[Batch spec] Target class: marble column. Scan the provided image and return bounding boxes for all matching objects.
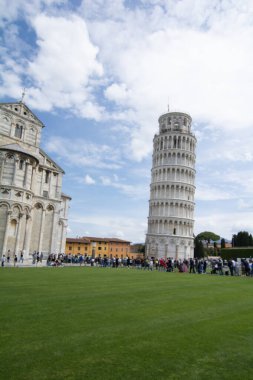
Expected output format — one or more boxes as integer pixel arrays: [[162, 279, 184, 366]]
[[40, 169, 44, 196], [48, 171, 52, 198], [23, 161, 29, 189], [12, 157, 18, 186], [14, 213, 23, 256], [38, 208, 45, 253], [31, 165, 37, 192], [23, 214, 32, 259], [2, 211, 12, 255], [50, 211, 58, 253], [0, 154, 5, 182], [59, 221, 67, 253]]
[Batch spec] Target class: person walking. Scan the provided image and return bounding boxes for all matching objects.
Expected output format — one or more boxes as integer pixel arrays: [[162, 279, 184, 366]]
[[189, 258, 195, 273], [1, 255, 6, 267], [79, 254, 84, 266], [20, 252, 24, 264], [14, 254, 18, 267], [7, 251, 10, 265]]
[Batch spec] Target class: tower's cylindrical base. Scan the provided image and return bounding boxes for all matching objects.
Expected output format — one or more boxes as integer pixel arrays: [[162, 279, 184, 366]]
[[146, 234, 194, 260]]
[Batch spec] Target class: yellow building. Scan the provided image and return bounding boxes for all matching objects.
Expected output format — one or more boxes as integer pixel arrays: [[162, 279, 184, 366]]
[[65, 237, 91, 256], [66, 237, 131, 258]]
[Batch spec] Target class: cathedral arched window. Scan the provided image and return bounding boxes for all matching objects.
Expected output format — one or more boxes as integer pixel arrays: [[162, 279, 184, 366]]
[[15, 124, 23, 139], [19, 160, 24, 170], [45, 171, 50, 183]]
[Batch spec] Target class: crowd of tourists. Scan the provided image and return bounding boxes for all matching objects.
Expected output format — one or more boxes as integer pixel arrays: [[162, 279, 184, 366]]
[[1, 252, 253, 276], [45, 254, 253, 276], [1, 250, 24, 267]]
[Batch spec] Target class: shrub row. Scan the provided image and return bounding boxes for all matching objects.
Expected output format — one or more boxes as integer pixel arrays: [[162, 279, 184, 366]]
[[221, 248, 253, 260]]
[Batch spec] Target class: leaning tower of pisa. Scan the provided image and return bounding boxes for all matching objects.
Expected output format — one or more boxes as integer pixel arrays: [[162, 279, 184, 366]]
[[145, 109, 197, 260]]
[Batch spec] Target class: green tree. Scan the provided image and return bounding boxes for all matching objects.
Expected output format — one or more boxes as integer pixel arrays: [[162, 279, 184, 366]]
[[232, 231, 252, 247], [197, 231, 220, 247], [221, 238, 226, 249], [194, 237, 205, 258]]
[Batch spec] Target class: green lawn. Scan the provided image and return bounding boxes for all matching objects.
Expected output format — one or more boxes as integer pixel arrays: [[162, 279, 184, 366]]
[[0, 268, 253, 380]]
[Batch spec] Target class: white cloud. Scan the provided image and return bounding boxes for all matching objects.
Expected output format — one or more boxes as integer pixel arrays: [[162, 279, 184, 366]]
[[70, 213, 146, 242], [195, 210, 253, 240], [3, 1, 253, 161], [104, 83, 132, 104], [236, 199, 253, 211], [84, 174, 95, 185], [0, 0, 67, 26], [26, 14, 103, 115], [195, 185, 234, 201], [83, 1, 253, 160], [45, 136, 123, 169], [99, 175, 148, 199]]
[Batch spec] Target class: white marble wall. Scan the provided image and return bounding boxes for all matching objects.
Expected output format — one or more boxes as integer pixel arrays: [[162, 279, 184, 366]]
[[0, 102, 70, 259]]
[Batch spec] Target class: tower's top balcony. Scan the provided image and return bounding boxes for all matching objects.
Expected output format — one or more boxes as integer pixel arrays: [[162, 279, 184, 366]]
[[158, 111, 192, 134]]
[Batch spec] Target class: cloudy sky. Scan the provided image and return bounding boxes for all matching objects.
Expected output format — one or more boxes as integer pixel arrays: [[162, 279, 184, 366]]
[[1, 0, 253, 242]]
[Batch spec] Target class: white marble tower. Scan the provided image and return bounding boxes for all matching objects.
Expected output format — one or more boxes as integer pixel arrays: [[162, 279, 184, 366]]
[[145, 110, 196, 260]]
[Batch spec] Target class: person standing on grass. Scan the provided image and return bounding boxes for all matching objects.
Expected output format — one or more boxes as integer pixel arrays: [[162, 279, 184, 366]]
[[14, 254, 18, 267], [79, 254, 84, 266], [149, 258, 153, 271], [198, 260, 203, 274], [218, 260, 223, 275], [250, 261, 253, 277], [20, 251, 24, 264], [189, 258, 195, 273], [203, 259, 207, 273], [1, 255, 6, 267], [7, 251, 10, 265], [228, 260, 232, 276], [245, 260, 250, 276]]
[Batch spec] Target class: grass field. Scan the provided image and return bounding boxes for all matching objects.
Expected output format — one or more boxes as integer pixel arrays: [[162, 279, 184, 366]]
[[0, 267, 253, 380]]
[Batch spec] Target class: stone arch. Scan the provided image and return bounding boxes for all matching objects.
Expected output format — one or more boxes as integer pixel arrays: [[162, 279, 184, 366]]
[[0, 201, 10, 210], [46, 204, 55, 212], [11, 205, 22, 224], [33, 202, 44, 210]]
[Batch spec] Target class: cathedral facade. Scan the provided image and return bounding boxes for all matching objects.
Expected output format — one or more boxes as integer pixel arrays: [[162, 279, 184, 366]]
[[146, 110, 196, 260], [0, 101, 71, 261]]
